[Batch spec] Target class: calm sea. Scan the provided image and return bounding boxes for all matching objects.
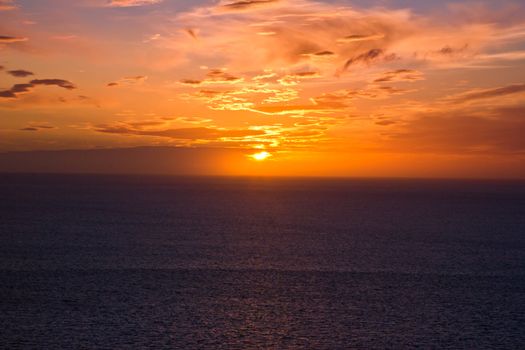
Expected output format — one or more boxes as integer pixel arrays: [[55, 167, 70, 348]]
[[1, 174, 524, 348]]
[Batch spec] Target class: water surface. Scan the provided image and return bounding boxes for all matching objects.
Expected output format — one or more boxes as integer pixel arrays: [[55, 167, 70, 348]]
[[1, 174, 524, 348]]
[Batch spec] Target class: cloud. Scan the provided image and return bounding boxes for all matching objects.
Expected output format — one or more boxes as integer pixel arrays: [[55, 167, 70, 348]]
[[218, 0, 280, 12], [107, 75, 147, 87], [19, 124, 55, 132], [0, 79, 76, 98], [30, 79, 76, 90], [373, 69, 424, 83], [445, 84, 525, 104], [341, 49, 397, 73], [95, 125, 266, 140], [312, 86, 412, 108], [336, 34, 385, 43], [7, 70, 35, 78], [181, 69, 243, 86], [0, 35, 28, 43], [106, 0, 163, 7], [277, 71, 320, 86], [248, 104, 336, 115], [184, 28, 198, 40], [0, 84, 34, 98]]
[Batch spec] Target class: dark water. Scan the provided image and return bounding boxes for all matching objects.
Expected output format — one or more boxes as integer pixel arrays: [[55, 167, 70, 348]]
[[1, 174, 524, 349]]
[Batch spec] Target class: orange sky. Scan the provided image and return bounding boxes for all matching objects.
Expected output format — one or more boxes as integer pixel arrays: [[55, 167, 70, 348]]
[[1, 0, 525, 178]]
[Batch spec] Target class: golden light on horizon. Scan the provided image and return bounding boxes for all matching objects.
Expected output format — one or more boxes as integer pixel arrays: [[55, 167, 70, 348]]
[[250, 151, 272, 161]]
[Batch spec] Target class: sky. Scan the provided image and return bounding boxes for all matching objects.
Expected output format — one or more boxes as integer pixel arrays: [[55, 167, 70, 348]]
[[1, 0, 525, 178]]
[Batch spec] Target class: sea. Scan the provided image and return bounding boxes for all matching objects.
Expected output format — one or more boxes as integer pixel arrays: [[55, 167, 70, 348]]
[[1, 174, 524, 349]]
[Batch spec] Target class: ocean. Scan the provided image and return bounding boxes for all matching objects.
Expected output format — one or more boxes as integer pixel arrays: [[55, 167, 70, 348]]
[[1, 174, 524, 348]]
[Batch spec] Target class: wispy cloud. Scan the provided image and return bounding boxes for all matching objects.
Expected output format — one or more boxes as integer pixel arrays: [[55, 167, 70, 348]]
[[107, 75, 147, 87], [106, 0, 163, 7], [445, 84, 525, 104], [373, 69, 424, 83]]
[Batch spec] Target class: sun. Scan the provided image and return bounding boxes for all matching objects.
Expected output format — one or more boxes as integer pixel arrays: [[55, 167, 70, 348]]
[[250, 151, 272, 161]]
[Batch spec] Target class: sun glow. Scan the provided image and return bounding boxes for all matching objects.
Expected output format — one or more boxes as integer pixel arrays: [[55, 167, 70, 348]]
[[250, 151, 272, 161]]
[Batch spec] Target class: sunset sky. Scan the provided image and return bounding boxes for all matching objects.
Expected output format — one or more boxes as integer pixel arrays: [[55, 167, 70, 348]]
[[1, 0, 525, 177]]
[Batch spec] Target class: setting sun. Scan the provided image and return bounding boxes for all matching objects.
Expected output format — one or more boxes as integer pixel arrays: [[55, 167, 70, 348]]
[[250, 151, 272, 161]]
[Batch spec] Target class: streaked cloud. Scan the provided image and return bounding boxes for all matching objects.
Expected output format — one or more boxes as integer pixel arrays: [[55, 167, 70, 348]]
[[445, 84, 525, 104], [0, 35, 28, 43], [218, 0, 280, 12], [94, 124, 266, 141], [373, 70, 424, 83]]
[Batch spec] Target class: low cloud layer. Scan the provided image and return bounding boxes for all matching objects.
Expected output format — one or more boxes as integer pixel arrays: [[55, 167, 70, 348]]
[[95, 124, 266, 141]]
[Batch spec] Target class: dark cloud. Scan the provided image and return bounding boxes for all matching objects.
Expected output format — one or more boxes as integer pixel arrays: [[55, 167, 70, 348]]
[[30, 79, 76, 90], [220, 0, 279, 11], [337, 34, 385, 43], [438, 44, 468, 56], [0, 35, 28, 43], [0, 83, 34, 98], [7, 69, 34, 78], [180, 79, 203, 86], [0, 79, 76, 98], [342, 49, 385, 71], [314, 51, 334, 56], [19, 124, 55, 131], [447, 84, 525, 104], [185, 28, 198, 40], [375, 120, 397, 126]]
